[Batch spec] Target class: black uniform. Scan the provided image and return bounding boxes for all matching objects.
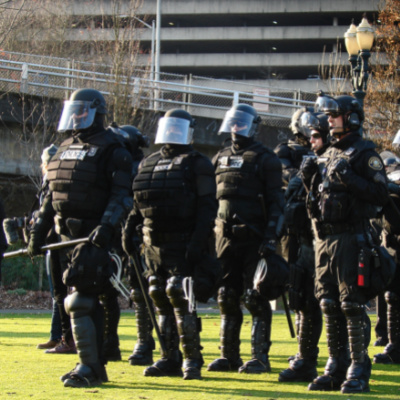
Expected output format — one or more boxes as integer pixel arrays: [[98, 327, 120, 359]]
[[303, 131, 388, 392], [29, 127, 133, 385], [123, 143, 217, 380], [278, 111, 330, 382], [208, 139, 283, 374], [373, 171, 400, 364]]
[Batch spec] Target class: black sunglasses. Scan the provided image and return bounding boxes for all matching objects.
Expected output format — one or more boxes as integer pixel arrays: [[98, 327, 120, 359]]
[[327, 112, 341, 118], [311, 133, 321, 139]]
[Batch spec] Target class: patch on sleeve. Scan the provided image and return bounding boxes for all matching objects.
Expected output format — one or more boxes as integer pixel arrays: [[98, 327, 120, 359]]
[[368, 156, 383, 171]]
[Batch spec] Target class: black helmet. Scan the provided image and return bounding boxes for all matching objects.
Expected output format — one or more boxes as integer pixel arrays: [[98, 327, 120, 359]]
[[57, 88, 107, 133], [219, 103, 261, 139], [120, 125, 150, 149], [290, 107, 314, 146], [315, 93, 364, 134], [302, 112, 330, 144], [155, 108, 196, 145]]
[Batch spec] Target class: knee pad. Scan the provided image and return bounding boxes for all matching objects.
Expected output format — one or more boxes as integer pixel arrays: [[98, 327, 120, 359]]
[[166, 275, 187, 309], [218, 286, 241, 315], [130, 287, 146, 304], [320, 298, 340, 316], [64, 291, 98, 319], [341, 301, 363, 317], [385, 291, 400, 306], [148, 275, 170, 311], [244, 289, 270, 316]]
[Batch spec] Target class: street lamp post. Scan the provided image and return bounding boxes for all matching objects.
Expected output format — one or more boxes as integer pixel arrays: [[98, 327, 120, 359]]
[[344, 16, 375, 107], [131, 16, 156, 82]]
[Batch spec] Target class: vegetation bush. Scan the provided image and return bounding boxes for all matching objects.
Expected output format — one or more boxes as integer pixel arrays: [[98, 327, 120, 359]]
[[2, 243, 49, 291]]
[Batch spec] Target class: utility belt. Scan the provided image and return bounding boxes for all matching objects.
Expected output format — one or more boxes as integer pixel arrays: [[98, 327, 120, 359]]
[[317, 222, 354, 237], [142, 226, 190, 247], [54, 215, 98, 238], [214, 218, 262, 240]]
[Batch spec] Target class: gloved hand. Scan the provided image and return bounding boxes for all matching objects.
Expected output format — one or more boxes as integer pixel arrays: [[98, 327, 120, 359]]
[[27, 233, 44, 258], [89, 224, 114, 249], [388, 182, 400, 195], [258, 238, 277, 258], [328, 158, 350, 177], [186, 241, 202, 265], [299, 156, 318, 181], [285, 176, 303, 201], [122, 218, 138, 256]]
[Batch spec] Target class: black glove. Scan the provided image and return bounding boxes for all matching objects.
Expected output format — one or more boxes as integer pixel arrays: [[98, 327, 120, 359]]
[[258, 238, 277, 258], [186, 241, 203, 265], [328, 158, 350, 177], [27, 232, 44, 258], [285, 176, 303, 201], [89, 224, 114, 249], [122, 217, 138, 256], [388, 182, 400, 195], [299, 156, 318, 181]]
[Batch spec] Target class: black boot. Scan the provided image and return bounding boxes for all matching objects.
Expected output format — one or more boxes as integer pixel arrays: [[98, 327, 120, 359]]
[[208, 288, 243, 372], [129, 288, 155, 366], [143, 314, 183, 377], [340, 302, 371, 394], [308, 299, 350, 391], [101, 294, 121, 362], [279, 306, 322, 382], [177, 313, 204, 380], [239, 291, 272, 374], [63, 295, 108, 388], [374, 292, 400, 364]]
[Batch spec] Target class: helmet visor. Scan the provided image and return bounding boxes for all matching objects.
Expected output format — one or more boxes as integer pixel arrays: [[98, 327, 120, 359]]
[[218, 109, 255, 137], [314, 96, 341, 117], [155, 117, 193, 145], [393, 130, 400, 145], [57, 101, 97, 132]]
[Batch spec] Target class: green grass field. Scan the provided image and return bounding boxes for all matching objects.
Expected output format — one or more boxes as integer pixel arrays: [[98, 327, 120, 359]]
[[0, 311, 399, 400]]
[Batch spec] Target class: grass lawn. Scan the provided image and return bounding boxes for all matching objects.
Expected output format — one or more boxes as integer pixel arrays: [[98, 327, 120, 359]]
[[0, 310, 400, 400]]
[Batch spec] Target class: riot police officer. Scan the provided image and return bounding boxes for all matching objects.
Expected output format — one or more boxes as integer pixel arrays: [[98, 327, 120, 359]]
[[122, 108, 217, 380], [109, 123, 155, 365], [207, 104, 283, 374], [278, 111, 330, 383], [373, 164, 400, 364], [27, 88, 134, 387], [301, 94, 389, 394]]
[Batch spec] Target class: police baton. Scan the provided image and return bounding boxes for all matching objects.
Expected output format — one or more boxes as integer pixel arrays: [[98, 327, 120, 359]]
[[129, 249, 167, 354], [3, 237, 89, 259]]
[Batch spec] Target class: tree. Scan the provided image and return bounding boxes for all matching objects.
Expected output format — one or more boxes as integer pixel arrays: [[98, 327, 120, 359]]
[[364, 0, 400, 149], [0, 0, 157, 193]]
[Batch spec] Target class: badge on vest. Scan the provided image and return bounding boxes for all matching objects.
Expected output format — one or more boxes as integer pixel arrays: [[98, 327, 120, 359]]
[[219, 155, 244, 169], [60, 149, 87, 160], [154, 158, 173, 171]]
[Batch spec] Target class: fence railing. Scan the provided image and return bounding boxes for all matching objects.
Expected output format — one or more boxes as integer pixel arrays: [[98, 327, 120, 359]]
[[0, 51, 317, 128]]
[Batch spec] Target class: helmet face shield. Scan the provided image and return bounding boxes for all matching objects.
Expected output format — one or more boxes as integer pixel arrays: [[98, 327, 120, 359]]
[[57, 101, 97, 132], [155, 117, 193, 145], [219, 109, 256, 137], [314, 96, 341, 117], [393, 130, 400, 146]]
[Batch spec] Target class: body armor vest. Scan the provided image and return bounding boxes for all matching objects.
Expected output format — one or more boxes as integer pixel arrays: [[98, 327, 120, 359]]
[[133, 150, 198, 224], [46, 130, 120, 220], [314, 139, 376, 223], [215, 147, 265, 201]]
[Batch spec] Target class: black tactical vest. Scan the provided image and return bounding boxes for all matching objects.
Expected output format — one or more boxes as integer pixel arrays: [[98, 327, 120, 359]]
[[315, 139, 377, 223], [46, 130, 121, 220], [215, 146, 266, 205], [133, 150, 199, 222]]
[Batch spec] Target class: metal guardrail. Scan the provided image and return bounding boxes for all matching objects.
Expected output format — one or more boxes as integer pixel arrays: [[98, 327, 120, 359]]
[[0, 51, 317, 128]]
